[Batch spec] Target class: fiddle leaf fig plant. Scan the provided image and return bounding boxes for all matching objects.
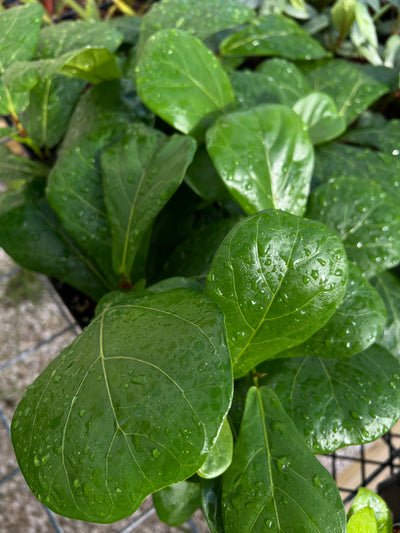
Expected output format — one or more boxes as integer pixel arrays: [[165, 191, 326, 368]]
[[1, 0, 400, 531]]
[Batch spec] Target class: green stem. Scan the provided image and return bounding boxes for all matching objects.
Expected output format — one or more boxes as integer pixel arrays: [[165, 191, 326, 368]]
[[372, 3, 391, 22], [14, 136, 44, 159], [63, 0, 92, 19]]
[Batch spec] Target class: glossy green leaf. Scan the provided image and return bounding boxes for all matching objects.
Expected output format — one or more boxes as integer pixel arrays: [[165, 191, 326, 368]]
[[220, 14, 330, 59], [0, 180, 110, 300], [47, 128, 123, 286], [372, 272, 400, 361], [299, 60, 389, 124], [256, 58, 312, 106], [59, 47, 120, 84], [206, 104, 314, 217], [153, 480, 201, 527], [229, 70, 279, 109], [108, 16, 141, 46], [331, 0, 356, 38], [347, 507, 378, 533], [307, 174, 400, 278], [198, 417, 233, 479], [278, 264, 386, 359], [137, 0, 254, 57], [342, 117, 400, 155], [261, 345, 400, 453], [348, 487, 392, 533], [101, 125, 196, 278], [185, 145, 231, 202], [0, 145, 49, 181], [35, 19, 123, 59], [206, 210, 348, 378], [163, 218, 240, 285], [293, 92, 346, 145], [135, 29, 235, 135], [201, 478, 224, 533], [11, 289, 233, 523], [355, 2, 378, 49], [222, 386, 346, 532]]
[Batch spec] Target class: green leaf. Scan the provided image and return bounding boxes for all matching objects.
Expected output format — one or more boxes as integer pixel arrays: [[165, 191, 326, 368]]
[[137, 0, 254, 57], [229, 70, 280, 109], [0, 145, 49, 181], [348, 487, 392, 533], [35, 19, 123, 58], [58, 47, 121, 84], [347, 507, 378, 533], [201, 478, 224, 533], [261, 345, 400, 453], [307, 174, 400, 278], [331, 0, 357, 38], [299, 60, 389, 125], [0, 126, 16, 140], [222, 386, 346, 532], [219, 14, 330, 59], [206, 104, 314, 217], [135, 29, 235, 135], [0, 179, 110, 300], [355, 2, 378, 49], [46, 128, 122, 286], [11, 289, 233, 523], [0, 3, 43, 72], [293, 92, 346, 145], [372, 272, 400, 361], [153, 480, 201, 527], [256, 58, 312, 107], [163, 218, 240, 285], [278, 264, 386, 359], [108, 16, 141, 46], [198, 417, 233, 479], [101, 125, 196, 278], [206, 210, 348, 378], [342, 117, 400, 155]]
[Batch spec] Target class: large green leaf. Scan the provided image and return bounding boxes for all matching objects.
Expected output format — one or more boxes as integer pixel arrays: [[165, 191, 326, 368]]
[[261, 345, 400, 453], [101, 125, 196, 279], [153, 480, 201, 527], [222, 386, 346, 532], [137, 0, 254, 57], [46, 128, 123, 285], [298, 60, 389, 125], [11, 289, 233, 523], [256, 58, 312, 106], [293, 92, 346, 145], [307, 174, 400, 278], [372, 272, 400, 361], [206, 104, 314, 217], [135, 29, 235, 135], [0, 145, 49, 181], [228, 70, 280, 109], [342, 117, 400, 156], [348, 487, 392, 533], [278, 264, 386, 359], [219, 14, 330, 59], [34, 19, 123, 59], [206, 210, 348, 378], [0, 180, 110, 300]]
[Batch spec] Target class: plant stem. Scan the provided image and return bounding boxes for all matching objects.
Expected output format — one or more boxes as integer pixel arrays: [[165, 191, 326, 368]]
[[112, 0, 136, 16], [63, 0, 91, 19], [373, 3, 391, 22]]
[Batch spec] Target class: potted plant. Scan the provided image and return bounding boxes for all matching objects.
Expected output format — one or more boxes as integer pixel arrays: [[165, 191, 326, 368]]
[[1, 0, 400, 530]]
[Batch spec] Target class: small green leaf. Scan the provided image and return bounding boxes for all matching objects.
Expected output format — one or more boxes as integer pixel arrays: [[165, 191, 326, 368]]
[[347, 507, 378, 533], [372, 272, 400, 361], [206, 210, 348, 378], [101, 125, 196, 278], [135, 29, 235, 135], [307, 174, 400, 278], [348, 487, 392, 533], [293, 92, 346, 145], [299, 59, 389, 124], [201, 478, 224, 533], [206, 104, 314, 217], [342, 117, 400, 155], [261, 345, 400, 453], [0, 145, 49, 181], [278, 264, 386, 359], [222, 386, 346, 532], [256, 58, 312, 107], [137, 0, 254, 57], [11, 289, 233, 523], [0, 180, 110, 300], [220, 14, 330, 59], [355, 2, 378, 49], [59, 47, 121, 84], [198, 417, 233, 479], [331, 0, 356, 38], [153, 480, 201, 527]]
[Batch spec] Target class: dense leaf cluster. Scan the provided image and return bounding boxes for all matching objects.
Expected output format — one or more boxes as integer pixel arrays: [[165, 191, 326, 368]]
[[1, 1, 400, 530]]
